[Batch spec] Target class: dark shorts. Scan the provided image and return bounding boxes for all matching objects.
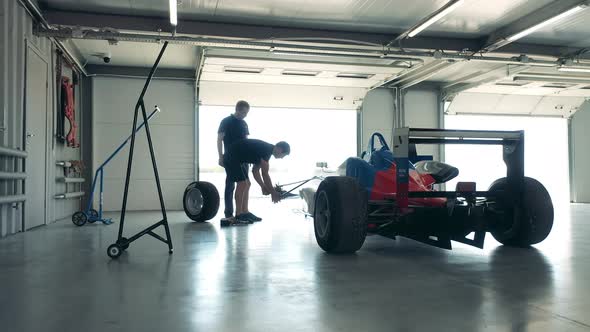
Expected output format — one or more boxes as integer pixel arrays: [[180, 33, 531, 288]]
[[225, 158, 249, 183]]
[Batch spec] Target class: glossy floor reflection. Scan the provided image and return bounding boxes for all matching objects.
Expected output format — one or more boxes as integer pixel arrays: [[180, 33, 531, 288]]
[[0, 200, 589, 332]]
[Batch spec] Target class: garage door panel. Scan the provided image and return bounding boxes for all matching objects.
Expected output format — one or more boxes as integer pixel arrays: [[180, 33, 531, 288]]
[[494, 94, 542, 114], [448, 93, 503, 115], [93, 77, 195, 211], [200, 81, 366, 110], [448, 92, 586, 117], [94, 123, 194, 180], [97, 179, 188, 211], [201, 72, 383, 88], [531, 96, 586, 117], [93, 77, 195, 125]]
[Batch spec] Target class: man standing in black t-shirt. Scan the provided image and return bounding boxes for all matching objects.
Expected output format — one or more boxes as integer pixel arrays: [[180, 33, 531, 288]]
[[218, 100, 250, 218], [224, 139, 290, 224]]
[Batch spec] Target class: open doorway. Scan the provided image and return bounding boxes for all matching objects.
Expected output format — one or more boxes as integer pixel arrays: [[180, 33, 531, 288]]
[[444, 115, 569, 207], [199, 105, 357, 197]]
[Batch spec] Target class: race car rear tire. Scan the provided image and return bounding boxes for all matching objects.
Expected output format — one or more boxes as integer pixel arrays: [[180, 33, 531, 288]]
[[313, 177, 367, 253], [488, 177, 553, 247], [183, 181, 220, 222]]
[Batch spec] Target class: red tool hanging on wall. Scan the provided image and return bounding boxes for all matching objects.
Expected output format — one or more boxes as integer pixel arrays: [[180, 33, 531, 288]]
[[61, 76, 79, 148], [56, 52, 65, 143]]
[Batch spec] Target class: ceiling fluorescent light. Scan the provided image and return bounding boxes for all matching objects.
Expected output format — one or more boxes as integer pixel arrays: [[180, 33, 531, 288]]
[[282, 70, 319, 77], [224, 66, 263, 74], [337, 73, 374, 79], [558, 66, 590, 73], [169, 0, 178, 26], [407, 0, 464, 38], [507, 5, 586, 42]]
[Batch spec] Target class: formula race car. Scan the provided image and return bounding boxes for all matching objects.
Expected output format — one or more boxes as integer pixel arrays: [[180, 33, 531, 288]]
[[312, 128, 553, 254]]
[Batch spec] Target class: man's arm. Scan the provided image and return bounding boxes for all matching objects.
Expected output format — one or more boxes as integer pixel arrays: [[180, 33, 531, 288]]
[[252, 164, 268, 194], [217, 132, 225, 166], [260, 159, 281, 203]]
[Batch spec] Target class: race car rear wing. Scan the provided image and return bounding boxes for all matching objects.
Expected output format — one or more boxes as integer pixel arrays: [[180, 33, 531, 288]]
[[392, 127, 524, 208]]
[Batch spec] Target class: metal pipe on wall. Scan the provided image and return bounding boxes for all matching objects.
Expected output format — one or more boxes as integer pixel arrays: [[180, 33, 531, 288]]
[[0, 195, 26, 205], [54, 192, 85, 199], [57, 177, 85, 183], [0, 172, 27, 180], [0, 146, 28, 158]]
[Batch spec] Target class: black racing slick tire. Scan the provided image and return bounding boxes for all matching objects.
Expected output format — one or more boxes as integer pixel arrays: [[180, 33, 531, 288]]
[[488, 177, 554, 247], [313, 177, 368, 254], [183, 181, 220, 222]]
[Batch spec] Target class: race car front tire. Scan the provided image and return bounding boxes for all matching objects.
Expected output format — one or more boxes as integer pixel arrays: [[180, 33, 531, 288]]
[[313, 177, 368, 253], [487, 177, 553, 247]]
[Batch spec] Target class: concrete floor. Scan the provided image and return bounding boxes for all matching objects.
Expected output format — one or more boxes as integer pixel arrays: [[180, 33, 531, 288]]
[[1, 199, 589, 332]]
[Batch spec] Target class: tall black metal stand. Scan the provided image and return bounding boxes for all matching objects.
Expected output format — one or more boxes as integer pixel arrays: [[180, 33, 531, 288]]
[[107, 42, 173, 259]]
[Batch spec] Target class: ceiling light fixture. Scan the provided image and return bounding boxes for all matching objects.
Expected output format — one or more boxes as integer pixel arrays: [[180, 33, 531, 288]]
[[336, 73, 374, 79], [407, 0, 464, 38], [281, 70, 319, 77], [224, 66, 263, 74], [169, 0, 178, 26], [507, 5, 586, 42]]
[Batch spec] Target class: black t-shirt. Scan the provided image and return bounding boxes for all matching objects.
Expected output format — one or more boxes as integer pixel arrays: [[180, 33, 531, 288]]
[[218, 115, 249, 150], [226, 139, 274, 165]]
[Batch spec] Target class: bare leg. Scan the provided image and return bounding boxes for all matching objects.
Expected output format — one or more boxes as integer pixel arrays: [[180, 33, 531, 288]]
[[243, 180, 251, 214], [235, 181, 248, 216]]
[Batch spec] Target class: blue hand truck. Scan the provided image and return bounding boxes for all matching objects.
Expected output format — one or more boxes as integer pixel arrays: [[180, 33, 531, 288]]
[[71, 106, 161, 226]]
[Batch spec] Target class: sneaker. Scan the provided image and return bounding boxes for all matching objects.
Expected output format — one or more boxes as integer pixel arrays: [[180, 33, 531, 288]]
[[235, 213, 254, 224], [245, 212, 262, 222], [220, 217, 250, 227]]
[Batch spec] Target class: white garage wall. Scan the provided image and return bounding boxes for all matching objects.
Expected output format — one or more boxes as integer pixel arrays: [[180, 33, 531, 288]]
[[404, 88, 441, 160], [570, 101, 590, 203], [92, 77, 195, 211], [361, 88, 394, 152], [361, 88, 442, 160]]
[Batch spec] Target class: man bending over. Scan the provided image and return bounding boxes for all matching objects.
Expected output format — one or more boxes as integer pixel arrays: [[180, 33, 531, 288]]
[[223, 139, 290, 224]]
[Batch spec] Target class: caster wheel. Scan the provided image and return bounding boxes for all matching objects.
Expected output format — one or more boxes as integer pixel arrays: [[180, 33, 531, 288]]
[[88, 209, 99, 223], [72, 211, 87, 226], [116, 237, 130, 250], [107, 244, 123, 259], [169, 249, 174, 254]]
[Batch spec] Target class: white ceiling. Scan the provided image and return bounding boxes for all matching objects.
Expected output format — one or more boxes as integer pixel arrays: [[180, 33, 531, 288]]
[[520, 9, 590, 47], [74, 40, 198, 69], [41, 0, 564, 40]]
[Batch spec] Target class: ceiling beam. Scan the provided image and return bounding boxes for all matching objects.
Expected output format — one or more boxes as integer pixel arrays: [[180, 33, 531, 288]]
[[481, 0, 589, 53], [86, 65, 195, 79], [42, 9, 584, 58]]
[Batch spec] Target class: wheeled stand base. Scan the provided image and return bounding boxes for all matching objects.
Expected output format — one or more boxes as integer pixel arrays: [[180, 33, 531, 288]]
[[107, 219, 173, 259]]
